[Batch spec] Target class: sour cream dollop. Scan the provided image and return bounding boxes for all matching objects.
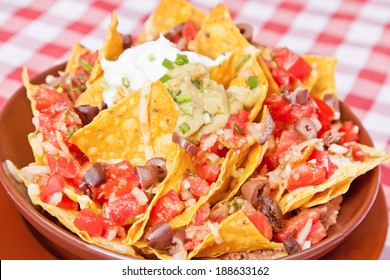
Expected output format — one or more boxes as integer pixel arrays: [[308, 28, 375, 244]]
[[101, 34, 230, 107]]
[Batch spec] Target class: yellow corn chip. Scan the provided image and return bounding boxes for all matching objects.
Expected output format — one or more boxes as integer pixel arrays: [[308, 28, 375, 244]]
[[278, 144, 390, 214], [70, 81, 178, 165], [303, 55, 338, 99], [65, 43, 91, 74], [188, 4, 250, 59], [136, 0, 205, 44]]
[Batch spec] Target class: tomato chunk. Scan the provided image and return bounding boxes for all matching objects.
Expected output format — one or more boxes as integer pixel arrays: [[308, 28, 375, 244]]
[[247, 210, 273, 240], [74, 209, 104, 236], [287, 162, 326, 191], [106, 193, 147, 226], [47, 153, 80, 179], [192, 203, 210, 226], [149, 190, 184, 226], [38, 174, 65, 203], [194, 163, 221, 184], [226, 110, 250, 135]]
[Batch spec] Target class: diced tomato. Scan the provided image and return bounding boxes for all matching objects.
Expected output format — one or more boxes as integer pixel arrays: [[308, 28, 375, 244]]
[[38, 174, 65, 203], [66, 161, 93, 188], [74, 209, 104, 236], [106, 160, 137, 181], [275, 130, 301, 160], [182, 20, 197, 41], [57, 195, 78, 210], [344, 142, 368, 162], [192, 203, 210, 226], [265, 93, 315, 124], [272, 47, 312, 86], [306, 219, 327, 245], [74, 51, 98, 88], [194, 163, 221, 184], [105, 193, 147, 226], [271, 66, 294, 88], [309, 149, 338, 179], [287, 162, 327, 191], [184, 238, 200, 251], [312, 96, 335, 136], [33, 86, 72, 113], [99, 177, 140, 202], [149, 190, 184, 226], [187, 175, 211, 198], [274, 209, 320, 242], [226, 110, 250, 135], [339, 121, 359, 144], [247, 210, 273, 240], [46, 153, 80, 178]]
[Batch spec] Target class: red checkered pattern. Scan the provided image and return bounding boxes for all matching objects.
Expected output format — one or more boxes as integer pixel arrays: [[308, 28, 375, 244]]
[[0, 0, 389, 258]]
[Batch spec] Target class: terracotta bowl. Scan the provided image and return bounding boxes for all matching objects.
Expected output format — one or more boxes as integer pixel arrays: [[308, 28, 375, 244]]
[[0, 63, 380, 260]]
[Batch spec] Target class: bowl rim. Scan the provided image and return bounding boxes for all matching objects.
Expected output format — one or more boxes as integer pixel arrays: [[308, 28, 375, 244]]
[[0, 63, 381, 260]]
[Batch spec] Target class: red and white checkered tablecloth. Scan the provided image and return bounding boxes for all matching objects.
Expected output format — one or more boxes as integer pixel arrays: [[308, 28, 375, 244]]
[[0, 0, 389, 259]]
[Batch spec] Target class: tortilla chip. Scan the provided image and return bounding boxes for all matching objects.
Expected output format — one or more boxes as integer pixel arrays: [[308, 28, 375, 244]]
[[74, 78, 104, 107], [256, 55, 279, 94], [188, 4, 250, 59], [70, 81, 178, 166], [189, 211, 284, 259], [124, 143, 183, 245], [74, 11, 124, 107], [169, 147, 243, 229], [136, 0, 205, 44], [26, 183, 142, 258], [303, 55, 338, 99], [278, 144, 390, 214], [65, 43, 91, 74]]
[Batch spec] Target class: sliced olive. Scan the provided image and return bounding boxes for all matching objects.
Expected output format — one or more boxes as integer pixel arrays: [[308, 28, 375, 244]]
[[120, 33, 133, 50], [294, 117, 317, 140], [74, 105, 100, 125], [259, 110, 274, 144], [145, 221, 173, 250], [146, 157, 167, 181], [258, 196, 284, 232], [172, 132, 199, 157], [236, 23, 253, 43], [241, 179, 270, 208], [83, 163, 106, 188], [135, 165, 159, 189]]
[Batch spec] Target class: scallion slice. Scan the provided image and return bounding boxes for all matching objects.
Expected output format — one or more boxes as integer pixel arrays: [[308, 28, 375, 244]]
[[162, 58, 174, 69], [181, 105, 194, 116], [175, 53, 189, 65], [122, 77, 130, 88], [99, 78, 108, 90], [159, 74, 172, 83], [56, 87, 64, 93], [193, 79, 201, 89], [233, 123, 243, 135], [148, 54, 155, 61], [174, 93, 192, 103], [234, 54, 251, 71], [179, 122, 190, 134], [248, 75, 258, 89], [80, 59, 93, 72]]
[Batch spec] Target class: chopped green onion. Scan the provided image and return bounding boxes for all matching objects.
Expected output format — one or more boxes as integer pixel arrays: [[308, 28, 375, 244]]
[[148, 54, 155, 61], [162, 58, 174, 69], [187, 170, 197, 178], [122, 77, 130, 88], [175, 53, 189, 65], [193, 79, 201, 89], [270, 51, 275, 60], [181, 105, 194, 116], [179, 122, 190, 134], [80, 59, 93, 72], [248, 75, 259, 89], [174, 93, 192, 103], [56, 87, 64, 93], [99, 78, 108, 90], [199, 88, 205, 93], [74, 85, 87, 93], [233, 123, 243, 135], [159, 74, 172, 83], [234, 54, 251, 71]]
